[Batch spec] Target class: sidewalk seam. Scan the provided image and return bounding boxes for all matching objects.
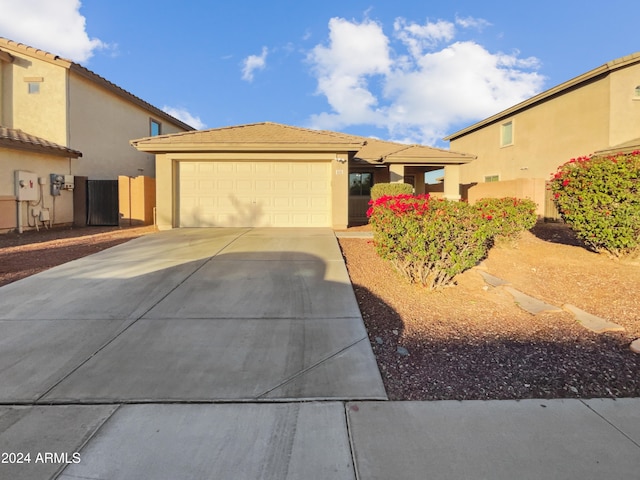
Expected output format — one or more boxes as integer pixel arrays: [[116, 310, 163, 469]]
[[579, 400, 640, 449], [344, 402, 363, 480], [55, 403, 123, 479]]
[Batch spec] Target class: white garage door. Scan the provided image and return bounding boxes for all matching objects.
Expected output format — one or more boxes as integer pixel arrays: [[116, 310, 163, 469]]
[[179, 161, 332, 227]]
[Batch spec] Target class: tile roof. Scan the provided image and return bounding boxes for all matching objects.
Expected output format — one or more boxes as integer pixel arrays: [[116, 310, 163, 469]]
[[134, 122, 362, 144], [0, 126, 82, 158], [350, 138, 474, 164], [0, 37, 194, 132], [131, 122, 366, 150], [132, 122, 476, 164]]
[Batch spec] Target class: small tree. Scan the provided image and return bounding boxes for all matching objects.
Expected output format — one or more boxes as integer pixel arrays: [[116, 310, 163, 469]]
[[549, 151, 640, 257]]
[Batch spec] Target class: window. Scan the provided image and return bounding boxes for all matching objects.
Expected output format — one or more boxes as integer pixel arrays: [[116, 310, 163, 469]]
[[24, 77, 43, 94], [501, 121, 513, 146], [484, 175, 500, 183], [150, 119, 162, 136], [349, 172, 373, 196], [635, 85, 640, 98]]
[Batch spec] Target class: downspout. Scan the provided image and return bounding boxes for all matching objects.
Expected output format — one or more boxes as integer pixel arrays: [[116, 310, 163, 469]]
[[66, 69, 71, 161]]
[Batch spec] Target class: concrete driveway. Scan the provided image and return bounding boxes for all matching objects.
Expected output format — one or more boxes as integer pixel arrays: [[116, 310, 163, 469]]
[[0, 228, 386, 403]]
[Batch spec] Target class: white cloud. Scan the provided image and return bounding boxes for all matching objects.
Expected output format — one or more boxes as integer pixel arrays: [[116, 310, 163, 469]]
[[0, 0, 108, 63], [394, 18, 455, 57], [455, 16, 492, 31], [162, 106, 206, 130], [307, 16, 545, 145], [307, 17, 391, 130], [241, 47, 268, 82]]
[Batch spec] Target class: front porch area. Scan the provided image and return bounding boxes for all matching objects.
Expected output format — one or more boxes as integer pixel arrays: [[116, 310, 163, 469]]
[[347, 140, 475, 225]]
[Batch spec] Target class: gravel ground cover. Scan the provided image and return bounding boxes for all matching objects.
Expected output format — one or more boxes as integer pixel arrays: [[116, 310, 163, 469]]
[[338, 223, 640, 400], [0, 225, 156, 287]]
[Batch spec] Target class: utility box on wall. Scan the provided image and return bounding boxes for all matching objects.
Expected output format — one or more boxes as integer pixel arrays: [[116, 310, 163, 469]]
[[15, 171, 39, 201]]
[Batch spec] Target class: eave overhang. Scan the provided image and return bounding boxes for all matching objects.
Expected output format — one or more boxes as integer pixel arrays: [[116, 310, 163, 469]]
[[0, 127, 82, 158]]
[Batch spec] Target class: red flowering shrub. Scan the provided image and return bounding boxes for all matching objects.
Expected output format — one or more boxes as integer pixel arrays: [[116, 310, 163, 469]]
[[474, 197, 538, 241], [367, 195, 493, 290], [549, 151, 640, 257]]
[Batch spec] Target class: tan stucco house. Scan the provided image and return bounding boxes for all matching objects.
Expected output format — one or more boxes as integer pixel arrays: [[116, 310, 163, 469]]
[[0, 37, 193, 232], [444, 52, 640, 217], [131, 122, 475, 229]]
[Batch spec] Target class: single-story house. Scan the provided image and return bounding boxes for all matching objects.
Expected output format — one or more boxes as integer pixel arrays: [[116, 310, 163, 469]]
[[131, 122, 475, 229]]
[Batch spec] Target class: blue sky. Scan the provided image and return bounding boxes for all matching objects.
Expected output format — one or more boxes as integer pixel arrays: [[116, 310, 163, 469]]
[[0, 0, 638, 147]]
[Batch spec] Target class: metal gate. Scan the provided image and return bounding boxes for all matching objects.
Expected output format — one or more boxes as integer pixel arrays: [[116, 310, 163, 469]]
[[87, 180, 119, 226]]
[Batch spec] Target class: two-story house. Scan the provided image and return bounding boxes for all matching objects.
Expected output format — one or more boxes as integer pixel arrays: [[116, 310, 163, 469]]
[[444, 52, 640, 217], [0, 38, 193, 232]]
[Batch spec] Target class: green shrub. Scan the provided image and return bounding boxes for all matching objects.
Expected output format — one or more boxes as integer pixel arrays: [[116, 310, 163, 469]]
[[367, 194, 493, 290], [370, 182, 414, 200], [474, 197, 538, 241], [549, 152, 640, 257]]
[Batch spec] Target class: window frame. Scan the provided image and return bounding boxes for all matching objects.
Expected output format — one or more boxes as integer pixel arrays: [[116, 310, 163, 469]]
[[500, 120, 514, 147], [150, 118, 162, 136], [349, 171, 374, 196], [484, 174, 500, 183], [24, 77, 43, 94]]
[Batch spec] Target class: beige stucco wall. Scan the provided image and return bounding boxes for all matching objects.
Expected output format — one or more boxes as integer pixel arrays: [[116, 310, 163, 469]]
[[452, 77, 612, 189], [68, 73, 185, 180], [0, 148, 74, 231], [154, 152, 349, 230], [1, 51, 68, 144], [609, 63, 640, 146], [466, 178, 546, 216]]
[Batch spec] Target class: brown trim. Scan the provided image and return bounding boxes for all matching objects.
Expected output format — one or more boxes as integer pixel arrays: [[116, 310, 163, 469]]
[[0, 50, 13, 63]]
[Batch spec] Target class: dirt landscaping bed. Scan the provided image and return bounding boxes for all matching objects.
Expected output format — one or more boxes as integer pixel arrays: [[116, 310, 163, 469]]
[[0, 225, 157, 287], [338, 223, 640, 401]]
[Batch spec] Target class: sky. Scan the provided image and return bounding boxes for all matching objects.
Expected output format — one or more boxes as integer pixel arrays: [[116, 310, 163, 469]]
[[0, 0, 638, 147]]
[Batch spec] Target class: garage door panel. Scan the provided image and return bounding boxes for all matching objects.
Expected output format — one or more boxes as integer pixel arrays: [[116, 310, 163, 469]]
[[179, 162, 331, 227]]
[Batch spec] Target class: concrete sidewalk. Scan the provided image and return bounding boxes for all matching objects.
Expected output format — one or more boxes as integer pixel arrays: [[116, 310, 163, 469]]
[[1, 399, 638, 479], [0, 228, 638, 479]]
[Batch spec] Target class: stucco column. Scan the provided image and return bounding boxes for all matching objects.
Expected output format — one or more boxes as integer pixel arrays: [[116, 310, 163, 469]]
[[331, 152, 349, 229], [389, 164, 405, 183], [155, 153, 174, 230], [443, 165, 461, 201]]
